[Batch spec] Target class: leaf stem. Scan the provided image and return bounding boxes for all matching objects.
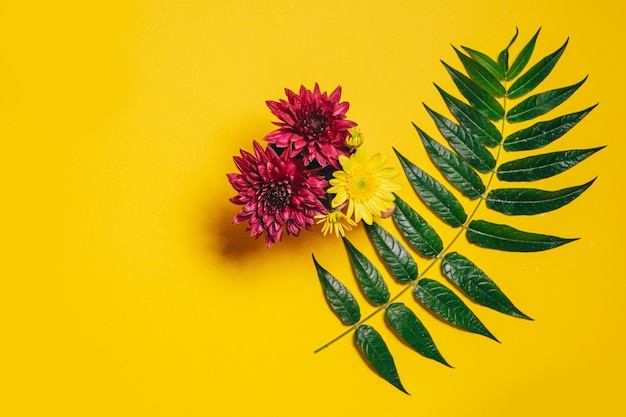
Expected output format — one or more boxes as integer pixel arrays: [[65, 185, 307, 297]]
[[314, 84, 509, 354]]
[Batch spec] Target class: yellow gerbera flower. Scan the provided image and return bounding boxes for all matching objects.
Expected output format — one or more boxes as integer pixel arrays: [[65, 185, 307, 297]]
[[327, 147, 401, 224], [315, 210, 358, 237]]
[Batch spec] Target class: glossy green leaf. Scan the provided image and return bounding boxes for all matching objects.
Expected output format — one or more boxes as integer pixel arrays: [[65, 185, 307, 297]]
[[424, 104, 496, 173], [414, 124, 485, 200], [497, 27, 519, 74], [507, 27, 541, 80], [441, 252, 531, 319], [385, 303, 451, 367], [506, 77, 587, 123], [453, 46, 506, 97], [466, 220, 578, 252], [394, 148, 467, 227], [485, 179, 596, 215], [503, 105, 597, 151], [342, 238, 390, 306], [436, 85, 502, 147], [355, 325, 408, 394], [497, 147, 605, 182], [312, 254, 360, 325], [442, 61, 504, 120], [392, 194, 443, 258], [461, 45, 505, 80], [414, 278, 498, 341], [507, 38, 568, 99], [364, 222, 417, 284]]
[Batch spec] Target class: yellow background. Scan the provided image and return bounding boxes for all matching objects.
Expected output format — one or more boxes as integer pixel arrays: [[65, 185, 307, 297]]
[[1, 1, 624, 415]]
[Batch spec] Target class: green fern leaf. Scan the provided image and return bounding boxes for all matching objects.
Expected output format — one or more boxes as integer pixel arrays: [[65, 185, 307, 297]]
[[385, 303, 451, 367], [506, 76, 588, 123], [506, 27, 541, 80], [436, 84, 502, 147], [466, 220, 578, 252], [503, 104, 597, 151], [355, 325, 408, 394], [507, 38, 568, 99], [424, 104, 496, 173], [342, 238, 390, 306], [364, 222, 418, 284], [415, 278, 498, 341], [461, 45, 505, 80], [394, 148, 467, 227], [497, 27, 519, 74], [453, 46, 506, 97], [415, 124, 485, 200], [441, 252, 531, 319], [392, 194, 444, 258], [485, 179, 596, 215], [442, 61, 504, 120], [312, 254, 361, 325], [497, 147, 605, 182]]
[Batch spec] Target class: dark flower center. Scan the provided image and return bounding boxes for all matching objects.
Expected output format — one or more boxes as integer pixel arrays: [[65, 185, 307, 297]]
[[301, 109, 328, 137], [260, 180, 292, 212]]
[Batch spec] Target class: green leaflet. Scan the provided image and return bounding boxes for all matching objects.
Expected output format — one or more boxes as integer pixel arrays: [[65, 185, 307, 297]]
[[466, 220, 578, 252], [497, 147, 605, 182], [312, 254, 361, 325], [506, 77, 588, 123], [453, 46, 506, 97], [414, 278, 498, 341], [392, 194, 443, 258], [394, 148, 467, 227], [503, 105, 597, 151], [423, 104, 496, 173], [364, 222, 417, 284], [342, 238, 390, 306], [507, 38, 568, 99], [485, 179, 596, 215], [436, 85, 502, 147], [497, 27, 519, 74], [506, 27, 540, 80], [461, 45, 505, 80], [441, 252, 531, 320], [385, 303, 451, 367], [415, 124, 485, 200], [442, 61, 504, 120], [355, 325, 408, 395]]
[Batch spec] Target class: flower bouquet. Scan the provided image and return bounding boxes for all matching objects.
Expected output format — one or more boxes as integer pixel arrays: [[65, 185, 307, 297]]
[[227, 28, 602, 394]]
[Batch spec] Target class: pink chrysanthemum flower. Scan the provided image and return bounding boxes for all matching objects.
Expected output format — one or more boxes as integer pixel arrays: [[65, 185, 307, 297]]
[[264, 84, 357, 169], [227, 141, 328, 247]]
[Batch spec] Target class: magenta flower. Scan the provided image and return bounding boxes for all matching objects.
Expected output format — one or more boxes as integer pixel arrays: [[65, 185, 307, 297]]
[[227, 141, 329, 247], [264, 84, 357, 169]]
